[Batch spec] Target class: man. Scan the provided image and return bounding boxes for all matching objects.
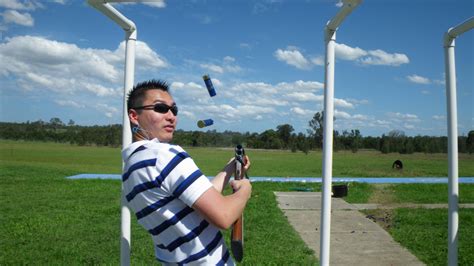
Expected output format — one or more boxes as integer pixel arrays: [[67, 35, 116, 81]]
[[122, 79, 252, 265]]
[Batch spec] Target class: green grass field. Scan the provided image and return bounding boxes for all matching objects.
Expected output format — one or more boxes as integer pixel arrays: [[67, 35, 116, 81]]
[[1, 140, 473, 265]]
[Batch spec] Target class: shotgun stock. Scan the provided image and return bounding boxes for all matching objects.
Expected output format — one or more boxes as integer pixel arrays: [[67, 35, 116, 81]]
[[231, 144, 246, 262]]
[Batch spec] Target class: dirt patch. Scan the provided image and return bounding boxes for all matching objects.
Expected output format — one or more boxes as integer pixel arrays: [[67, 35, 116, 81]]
[[364, 185, 397, 230], [364, 209, 394, 231]]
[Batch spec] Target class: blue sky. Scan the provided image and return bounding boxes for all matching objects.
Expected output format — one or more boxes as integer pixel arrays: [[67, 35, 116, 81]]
[[0, 0, 472, 136]]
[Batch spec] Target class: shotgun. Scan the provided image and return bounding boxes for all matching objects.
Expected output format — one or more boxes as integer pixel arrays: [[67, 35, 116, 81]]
[[231, 144, 246, 262]]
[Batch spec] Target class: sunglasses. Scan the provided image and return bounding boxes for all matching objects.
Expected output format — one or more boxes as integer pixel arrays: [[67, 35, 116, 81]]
[[133, 103, 178, 116]]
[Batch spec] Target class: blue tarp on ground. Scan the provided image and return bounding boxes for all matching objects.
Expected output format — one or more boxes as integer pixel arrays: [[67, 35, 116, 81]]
[[67, 174, 474, 184]]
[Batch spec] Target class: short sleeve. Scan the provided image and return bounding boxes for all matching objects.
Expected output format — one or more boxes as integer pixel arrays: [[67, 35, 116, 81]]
[[161, 146, 213, 207]]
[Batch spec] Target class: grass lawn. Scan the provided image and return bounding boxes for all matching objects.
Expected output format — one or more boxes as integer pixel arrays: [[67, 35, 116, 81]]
[[391, 208, 474, 266], [1, 140, 473, 264]]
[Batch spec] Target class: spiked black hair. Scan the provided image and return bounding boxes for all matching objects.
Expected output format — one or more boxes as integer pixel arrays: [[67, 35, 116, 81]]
[[127, 79, 170, 111]]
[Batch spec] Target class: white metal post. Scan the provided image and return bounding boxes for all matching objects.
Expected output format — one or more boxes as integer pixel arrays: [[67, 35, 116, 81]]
[[444, 37, 458, 266], [320, 1, 361, 265], [443, 17, 474, 266], [87, 1, 138, 265], [120, 28, 136, 266], [320, 27, 336, 266]]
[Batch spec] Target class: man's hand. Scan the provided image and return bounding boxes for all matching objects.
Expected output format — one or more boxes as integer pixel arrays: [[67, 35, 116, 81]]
[[230, 179, 252, 199], [243, 155, 251, 172]]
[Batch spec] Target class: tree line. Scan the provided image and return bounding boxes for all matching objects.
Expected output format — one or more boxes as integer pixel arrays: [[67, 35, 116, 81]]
[[0, 115, 473, 154]]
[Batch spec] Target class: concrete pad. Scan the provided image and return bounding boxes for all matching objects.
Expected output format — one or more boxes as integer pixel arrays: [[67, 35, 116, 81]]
[[275, 192, 425, 265], [276, 192, 357, 210]]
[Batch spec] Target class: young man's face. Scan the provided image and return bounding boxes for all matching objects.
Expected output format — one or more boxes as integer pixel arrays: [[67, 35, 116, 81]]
[[132, 89, 177, 143]]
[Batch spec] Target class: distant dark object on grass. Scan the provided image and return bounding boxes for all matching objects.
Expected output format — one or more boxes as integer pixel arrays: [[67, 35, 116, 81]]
[[392, 160, 403, 170], [332, 184, 348, 197]]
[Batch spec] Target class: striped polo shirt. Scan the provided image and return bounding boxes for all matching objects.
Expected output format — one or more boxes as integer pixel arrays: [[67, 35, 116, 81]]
[[122, 139, 234, 265]]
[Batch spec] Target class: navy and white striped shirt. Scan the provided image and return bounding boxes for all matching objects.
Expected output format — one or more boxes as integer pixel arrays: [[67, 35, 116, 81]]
[[122, 139, 234, 265]]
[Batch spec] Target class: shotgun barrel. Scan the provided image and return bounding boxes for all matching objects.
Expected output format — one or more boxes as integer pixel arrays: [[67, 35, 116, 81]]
[[231, 144, 245, 262]]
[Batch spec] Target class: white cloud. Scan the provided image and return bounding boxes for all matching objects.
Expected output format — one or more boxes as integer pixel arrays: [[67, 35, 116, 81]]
[[311, 56, 325, 66], [143, 1, 166, 8], [334, 110, 368, 120], [387, 112, 421, 123], [276, 80, 324, 91], [118, 41, 168, 70], [113, 1, 166, 9], [223, 56, 235, 63], [369, 120, 391, 128], [240, 43, 251, 49], [286, 92, 321, 102], [238, 105, 275, 118], [0, 0, 43, 10], [171, 77, 361, 131], [231, 82, 278, 95], [361, 49, 409, 66], [171, 81, 210, 104], [84, 83, 117, 97], [335, 110, 351, 119], [282, 43, 409, 70], [55, 100, 85, 109], [352, 114, 369, 120], [274, 47, 312, 70], [335, 0, 343, 7], [96, 103, 118, 113], [0, 35, 167, 98], [334, 98, 354, 109], [199, 56, 242, 74], [407, 74, 431, 84], [432, 115, 446, 121], [347, 98, 369, 105], [1, 10, 33, 26], [225, 80, 323, 108], [334, 43, 409, 66], [335, 43, 367, 61], [291, 107, 313, 116]]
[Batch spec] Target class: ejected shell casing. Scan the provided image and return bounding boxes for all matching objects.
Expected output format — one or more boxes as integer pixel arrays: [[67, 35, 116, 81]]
[[197, 119, 214, 128], [202, 74, 217, 97]]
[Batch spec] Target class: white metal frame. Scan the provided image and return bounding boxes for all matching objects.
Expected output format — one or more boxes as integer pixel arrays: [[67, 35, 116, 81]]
[[320, 0, 361, 265], [86, 2, 472, 266], [87, 1, 141, 265], [443, 16, 474, 266]]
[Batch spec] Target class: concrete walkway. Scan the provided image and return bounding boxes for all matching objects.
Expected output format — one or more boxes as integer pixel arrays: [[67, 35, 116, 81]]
[[275, 192, 425, 265]]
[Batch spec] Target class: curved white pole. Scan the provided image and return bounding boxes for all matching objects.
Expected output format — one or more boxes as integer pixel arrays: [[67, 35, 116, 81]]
[[320, 1, 361, 265], [443, 16, 474, 266], [88, 1, 137, 265]]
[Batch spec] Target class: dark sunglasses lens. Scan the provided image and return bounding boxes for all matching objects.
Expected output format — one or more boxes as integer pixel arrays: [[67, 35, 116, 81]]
[[153, 104, 178, 116], [171, 105, 178, 116]]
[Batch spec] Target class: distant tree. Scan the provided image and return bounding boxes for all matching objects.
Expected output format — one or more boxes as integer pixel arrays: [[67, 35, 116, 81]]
[[388, 129, 405, 138], [68, 119, 75, 126], [379, 134, 390, 154], [49, 117, 64, 127], [467, 130, 474, 154], [259, 129, 282, 149], [308, 111, 324, 148], [276, 124, 294, 149], [295, 132, 310, 154], [350, 129, 362, 153]]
